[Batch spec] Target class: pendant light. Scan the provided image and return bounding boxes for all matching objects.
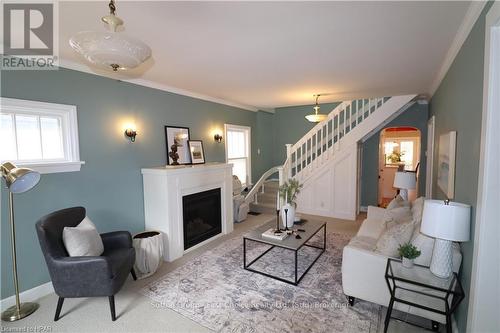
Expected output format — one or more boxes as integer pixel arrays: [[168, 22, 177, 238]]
[[305, 94, 327, 123], [69, 0, 152, 72]]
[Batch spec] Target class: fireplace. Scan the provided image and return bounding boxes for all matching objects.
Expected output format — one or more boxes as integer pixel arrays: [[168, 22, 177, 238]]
[[183, 188, 222, 250]]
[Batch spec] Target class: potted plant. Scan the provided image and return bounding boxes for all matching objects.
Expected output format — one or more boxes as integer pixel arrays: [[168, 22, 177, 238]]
[[279, 179, 303, 228], [398, 243, 421, 268]]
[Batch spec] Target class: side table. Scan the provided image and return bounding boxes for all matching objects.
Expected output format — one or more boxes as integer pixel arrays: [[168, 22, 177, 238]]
[[384, 258, 464, 333]]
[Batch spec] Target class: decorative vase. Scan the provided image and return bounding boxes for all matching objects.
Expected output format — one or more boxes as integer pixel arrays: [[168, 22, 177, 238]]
[[133, 231, 164, 279], [402, 257, 414, 268], [281, 203, 295, 229]]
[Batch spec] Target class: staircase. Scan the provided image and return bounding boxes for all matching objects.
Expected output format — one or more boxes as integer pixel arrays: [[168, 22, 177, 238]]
[[245, 94, 417, 220], [249, 180, 279, 214]]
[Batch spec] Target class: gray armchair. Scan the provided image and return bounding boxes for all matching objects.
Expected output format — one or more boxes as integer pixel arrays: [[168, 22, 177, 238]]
[[35, 207, 136, 321]]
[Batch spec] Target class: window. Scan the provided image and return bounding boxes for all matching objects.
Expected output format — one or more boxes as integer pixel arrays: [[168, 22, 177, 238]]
[[0, 98, 84, 173], [383, 137, 419, 171], [225, 124, 251, 186]]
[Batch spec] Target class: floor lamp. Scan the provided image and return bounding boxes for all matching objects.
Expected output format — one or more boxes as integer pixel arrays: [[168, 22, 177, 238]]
[[1, 162, 41, 322]]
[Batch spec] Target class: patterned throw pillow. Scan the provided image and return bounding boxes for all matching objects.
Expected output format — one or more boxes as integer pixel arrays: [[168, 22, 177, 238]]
[[375, 220, 414, 257], [382, 206, 412, 229]]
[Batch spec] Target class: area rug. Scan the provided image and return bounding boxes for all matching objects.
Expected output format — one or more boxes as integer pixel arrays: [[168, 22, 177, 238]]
[[141, 229, 381, 333]]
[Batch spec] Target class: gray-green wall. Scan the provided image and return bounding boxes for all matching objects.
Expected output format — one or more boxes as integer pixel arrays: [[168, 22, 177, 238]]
[[429, 3, 492, 331], [360, 103, 429, 207], [0, 67, 274, 298]]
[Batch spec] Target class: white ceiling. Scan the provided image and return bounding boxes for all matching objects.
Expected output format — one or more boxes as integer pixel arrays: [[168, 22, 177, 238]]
[[57, 1, 471, 110]]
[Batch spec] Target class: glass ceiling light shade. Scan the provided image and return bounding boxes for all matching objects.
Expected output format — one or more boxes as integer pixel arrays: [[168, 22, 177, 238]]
[[305, 95, 327, 123], [69, 0, 151, 72]]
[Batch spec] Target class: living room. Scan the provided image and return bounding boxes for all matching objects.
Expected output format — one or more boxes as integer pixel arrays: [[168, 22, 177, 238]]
[[1, 1, 499, 333]]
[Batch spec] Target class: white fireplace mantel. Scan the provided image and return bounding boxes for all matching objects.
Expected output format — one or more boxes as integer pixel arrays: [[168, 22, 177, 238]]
[[141, 163, 233, 262]]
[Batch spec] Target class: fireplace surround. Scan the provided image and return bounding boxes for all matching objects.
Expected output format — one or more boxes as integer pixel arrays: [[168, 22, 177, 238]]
[[142, 163, 233, 262]]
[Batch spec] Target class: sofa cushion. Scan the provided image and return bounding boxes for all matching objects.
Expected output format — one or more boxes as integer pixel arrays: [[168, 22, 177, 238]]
[[411, 230, 435, 267], [62, 216, 104, 257], [386, 195, 410, 210], [374, 221, 414, 257], [348, 236, 378, 251]]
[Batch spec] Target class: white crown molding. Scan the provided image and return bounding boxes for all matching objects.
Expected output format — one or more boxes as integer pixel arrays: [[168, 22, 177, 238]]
[[58, 59, 275, 113], [429, 1, 487, 97]]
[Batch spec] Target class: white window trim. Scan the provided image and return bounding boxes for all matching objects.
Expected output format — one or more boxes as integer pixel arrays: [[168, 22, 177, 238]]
[[0, 97, 85, 174], [224, 124, 252, 186]]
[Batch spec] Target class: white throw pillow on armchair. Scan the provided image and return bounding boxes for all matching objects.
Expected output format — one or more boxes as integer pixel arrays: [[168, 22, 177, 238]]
[[62, 216, 104, 257]]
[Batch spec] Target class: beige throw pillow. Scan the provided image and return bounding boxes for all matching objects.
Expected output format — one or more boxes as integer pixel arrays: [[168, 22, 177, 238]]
[[386, 195, 410, 210], [62, 216, 104, 257], [375, 220, 414, 257], [382, 206, 412, 229]]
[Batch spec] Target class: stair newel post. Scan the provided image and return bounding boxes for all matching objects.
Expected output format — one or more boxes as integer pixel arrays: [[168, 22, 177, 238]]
[[277, 166, 284, 187]]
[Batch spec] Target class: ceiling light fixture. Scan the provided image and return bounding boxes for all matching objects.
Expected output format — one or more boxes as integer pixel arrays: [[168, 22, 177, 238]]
[[305, 94, 327, 123], [69, 0, 152, 72]]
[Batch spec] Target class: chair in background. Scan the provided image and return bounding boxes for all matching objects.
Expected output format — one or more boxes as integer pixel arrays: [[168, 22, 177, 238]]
[[35, 207, 136, 321]]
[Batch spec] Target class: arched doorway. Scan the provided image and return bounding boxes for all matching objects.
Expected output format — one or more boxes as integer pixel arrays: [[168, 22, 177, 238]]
[[378, 126, 421, 207]]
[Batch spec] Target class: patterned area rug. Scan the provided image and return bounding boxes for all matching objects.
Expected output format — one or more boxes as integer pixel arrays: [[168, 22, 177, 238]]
[[141, 229, 380, 333]]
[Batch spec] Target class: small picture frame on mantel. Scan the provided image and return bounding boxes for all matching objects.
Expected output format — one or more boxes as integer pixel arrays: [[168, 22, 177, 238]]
[[188, 140, 205, 164]]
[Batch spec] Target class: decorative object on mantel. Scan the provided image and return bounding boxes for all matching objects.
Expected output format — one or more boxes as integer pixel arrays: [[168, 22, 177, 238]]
[[165, 126, 191, 165], [393, 171, 416, 201], [437, 131, 457, 199], [397, 242, 421, 268], [279, 179, 302, 229], [1, 162, 41, 321], [421, 199, 470, 278], [305, 94, 328, 123], [133, 231, 163, 279], [188, 140, 205, 164], [69, 0, 152, 72]]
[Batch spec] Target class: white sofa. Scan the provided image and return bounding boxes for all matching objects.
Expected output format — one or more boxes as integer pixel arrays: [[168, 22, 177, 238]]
[[342, 201, 462, 324]]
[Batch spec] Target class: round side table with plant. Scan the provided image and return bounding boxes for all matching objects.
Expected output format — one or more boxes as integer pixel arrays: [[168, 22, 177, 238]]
[[397, 243, 421, 268]]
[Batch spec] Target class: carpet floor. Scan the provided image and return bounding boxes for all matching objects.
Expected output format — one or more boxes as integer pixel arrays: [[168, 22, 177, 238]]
[[141, 225, 380, 333]]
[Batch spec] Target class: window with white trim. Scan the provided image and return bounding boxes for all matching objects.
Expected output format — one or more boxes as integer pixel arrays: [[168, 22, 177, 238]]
[[225, 124, 251, 187], [0, 98, 84, 173]]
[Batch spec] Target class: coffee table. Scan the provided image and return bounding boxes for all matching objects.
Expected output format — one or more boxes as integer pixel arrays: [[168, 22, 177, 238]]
[[243, 219, 326, 285]]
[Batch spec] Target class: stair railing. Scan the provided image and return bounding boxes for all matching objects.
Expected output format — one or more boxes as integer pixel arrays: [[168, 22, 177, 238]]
[[287, 97, 390, 179], [244, 165, 282, 205]]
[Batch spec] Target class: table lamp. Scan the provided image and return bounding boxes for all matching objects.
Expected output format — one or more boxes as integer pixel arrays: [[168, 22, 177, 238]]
[[1, 162, 41, 321], [393, 171, 416, 201], [421, 199, 471, 278]]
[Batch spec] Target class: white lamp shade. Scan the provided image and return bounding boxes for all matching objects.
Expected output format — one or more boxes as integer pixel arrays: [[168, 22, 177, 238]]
[[393, 171, 416, 189], [421, 199, 471, 241]]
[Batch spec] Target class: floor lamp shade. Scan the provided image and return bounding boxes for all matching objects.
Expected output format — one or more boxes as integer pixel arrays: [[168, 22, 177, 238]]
[[421, 199, 471, 278], [1, 162, 41, 322], [1, 162, 40, 193]]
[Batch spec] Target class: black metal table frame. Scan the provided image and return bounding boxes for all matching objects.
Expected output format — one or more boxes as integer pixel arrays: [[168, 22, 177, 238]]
[[243, 223, 326, 286], [384, 258, 465, 333]]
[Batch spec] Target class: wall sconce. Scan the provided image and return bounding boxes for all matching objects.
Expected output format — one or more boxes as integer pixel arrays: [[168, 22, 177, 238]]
[[214, 133, 223, 143], [124, 128, 137, 142]]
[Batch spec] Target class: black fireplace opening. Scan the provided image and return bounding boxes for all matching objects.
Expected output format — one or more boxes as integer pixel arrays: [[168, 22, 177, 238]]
[[183, 188, 222, 250]]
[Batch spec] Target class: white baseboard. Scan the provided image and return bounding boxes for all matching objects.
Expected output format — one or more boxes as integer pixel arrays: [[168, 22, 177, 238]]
[[359, 206, 368, 213], [0, 282, 54, 309]]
